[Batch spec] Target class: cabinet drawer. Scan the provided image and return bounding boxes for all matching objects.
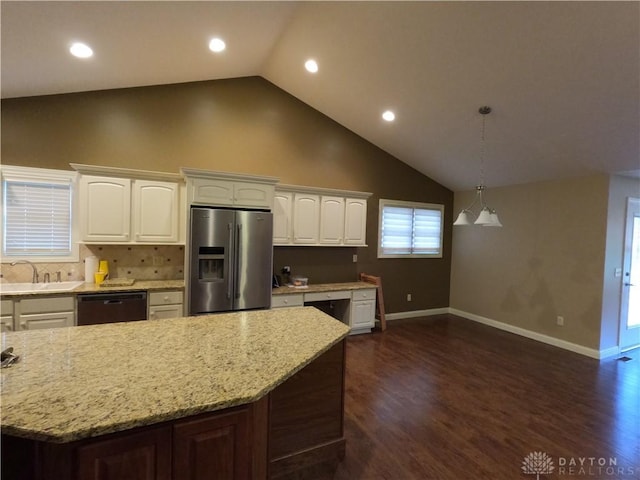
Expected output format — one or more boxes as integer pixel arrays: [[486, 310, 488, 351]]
[[1, 299, 13, 316], [271, 294, 304, 308], [149, 290, 184, 306], [20, 296, 74, 314], [304, 290, 351, 302], [352, 289, 376, 301]]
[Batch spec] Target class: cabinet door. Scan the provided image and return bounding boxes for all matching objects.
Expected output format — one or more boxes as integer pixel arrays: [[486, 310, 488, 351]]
[[173, 408, 250, 480], [273, 191, 293, 245], [1, 315, 14, 332], [1, 300, 14, 332], [133, 180, 179, 243], [350, 300, 375, 330], [293, 194, 320, 244], [148, 304, 183, 320], [191, 178, 234, 206], [319, 196, 345, 244], [77, 425, 172, 480], [234, 182, 274, 209], [18, 311, 74, 331], [344, 198, 367, 246], [80, 176, 131, 242]]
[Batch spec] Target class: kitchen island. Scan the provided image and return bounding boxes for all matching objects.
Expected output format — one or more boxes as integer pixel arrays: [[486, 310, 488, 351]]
[[1, 307, 350, 479]]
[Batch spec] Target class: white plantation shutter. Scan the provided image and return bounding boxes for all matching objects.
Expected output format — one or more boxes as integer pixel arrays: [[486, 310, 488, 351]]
[[378, 200, 444, 258], [2, 167, 75, 259]]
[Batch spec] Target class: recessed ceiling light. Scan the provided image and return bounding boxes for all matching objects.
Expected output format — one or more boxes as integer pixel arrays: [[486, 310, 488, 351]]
[[305, 59, 319, 73], [382, 110, 396, 122], [69, 42, 93, 59], [209, 38, 226, 53]]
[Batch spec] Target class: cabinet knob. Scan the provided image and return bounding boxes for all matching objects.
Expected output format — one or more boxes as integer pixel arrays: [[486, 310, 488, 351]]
[[284, 299, 289, 304], [163, 296, 170, 302]]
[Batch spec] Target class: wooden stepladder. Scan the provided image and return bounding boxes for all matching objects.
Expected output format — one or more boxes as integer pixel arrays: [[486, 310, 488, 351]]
[[359, 273, 387, 331]]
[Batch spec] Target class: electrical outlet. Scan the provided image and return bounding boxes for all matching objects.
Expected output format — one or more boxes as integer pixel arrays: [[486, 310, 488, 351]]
[[352, 254, 358, 263], [407, 293, 412, 302], [556, 316, 564, 326]]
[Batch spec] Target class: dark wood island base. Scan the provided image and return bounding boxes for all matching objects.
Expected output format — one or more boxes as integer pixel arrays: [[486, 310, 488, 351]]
[[2, 341, 346, 480]]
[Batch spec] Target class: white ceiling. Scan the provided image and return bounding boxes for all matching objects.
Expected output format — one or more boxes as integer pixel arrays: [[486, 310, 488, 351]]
[[2, 1, 638, 191]]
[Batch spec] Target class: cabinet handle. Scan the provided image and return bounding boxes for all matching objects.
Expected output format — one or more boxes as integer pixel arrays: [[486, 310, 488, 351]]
[[19, 322, 26, 330]]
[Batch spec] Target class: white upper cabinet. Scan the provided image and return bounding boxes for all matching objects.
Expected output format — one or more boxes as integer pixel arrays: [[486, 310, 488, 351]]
[[182, 168, 278, 210], [190, 178, 234, 206], [133, 180, 179, 243], [73, 165, 184, 244], [319, 196, 345, 244], [274, 185, 370, 247], [344, 198, 368, 245], [273, 191, 293, 245], [293, 193, 320, 244], [79, 175, 132, 242]]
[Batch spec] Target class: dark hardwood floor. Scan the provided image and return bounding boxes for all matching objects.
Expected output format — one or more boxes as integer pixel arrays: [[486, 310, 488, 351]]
[[320, 315, 640, 480]]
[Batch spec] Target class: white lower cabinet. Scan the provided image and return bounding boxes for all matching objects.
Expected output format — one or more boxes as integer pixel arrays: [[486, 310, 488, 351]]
[[271, 294, 304, 309], [148, 290, 184, 320], [272, 287, 376, 334], [348, 289, 376, 333], [16, 296, 75, 331], [1, 299, 14, 332]]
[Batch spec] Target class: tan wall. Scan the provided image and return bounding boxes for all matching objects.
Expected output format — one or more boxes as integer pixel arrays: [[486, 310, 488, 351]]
[[0, 76, 453, 313], [600, 175, 640, 350], [450, 174, 609, 349]]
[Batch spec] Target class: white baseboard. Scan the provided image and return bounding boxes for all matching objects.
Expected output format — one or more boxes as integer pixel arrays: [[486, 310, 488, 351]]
[[385, 308, 449, 321], [448, 308, 617, 360], [379, 307, 620, 360]]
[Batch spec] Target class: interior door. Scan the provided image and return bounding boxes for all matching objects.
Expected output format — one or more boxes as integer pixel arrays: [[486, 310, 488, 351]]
[[620, 197, 640, 351]]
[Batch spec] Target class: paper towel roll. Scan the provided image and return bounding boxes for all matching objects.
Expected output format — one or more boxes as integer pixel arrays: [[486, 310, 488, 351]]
[[85, 256, 99, 283]]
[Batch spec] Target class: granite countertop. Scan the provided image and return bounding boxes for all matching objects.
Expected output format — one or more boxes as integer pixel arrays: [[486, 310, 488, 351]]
[[272, 281, 376, 296], [0, 279, 184, 298], [0, 307, 349, 443], [73, 279, 184, 294]]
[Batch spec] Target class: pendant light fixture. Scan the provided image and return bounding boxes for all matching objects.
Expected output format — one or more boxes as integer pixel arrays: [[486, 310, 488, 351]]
[[453, 106, 502, 227]]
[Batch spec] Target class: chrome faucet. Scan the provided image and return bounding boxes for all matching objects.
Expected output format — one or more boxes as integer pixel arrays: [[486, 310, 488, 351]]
[[9, 260, 39, 283]]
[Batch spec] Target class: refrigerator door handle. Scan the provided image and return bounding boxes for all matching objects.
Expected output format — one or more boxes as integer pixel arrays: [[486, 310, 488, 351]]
[[235, 223, 242, 299], [227, 223, 233, 300]]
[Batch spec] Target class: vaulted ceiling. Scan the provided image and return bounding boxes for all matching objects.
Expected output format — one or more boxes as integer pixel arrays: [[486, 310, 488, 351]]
[[2, 1, 638, 191]]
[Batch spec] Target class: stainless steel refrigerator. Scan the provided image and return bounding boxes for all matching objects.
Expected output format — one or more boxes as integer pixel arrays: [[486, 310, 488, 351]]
[[188, 207, 273, 315]]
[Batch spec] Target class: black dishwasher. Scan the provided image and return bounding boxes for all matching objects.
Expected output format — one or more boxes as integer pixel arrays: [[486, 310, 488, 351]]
[[77, 292, 147, 326]]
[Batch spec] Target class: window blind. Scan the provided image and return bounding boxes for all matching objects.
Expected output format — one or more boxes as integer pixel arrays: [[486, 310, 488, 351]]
[[379, 200, 443, 258], [3, 179, 72, 256]]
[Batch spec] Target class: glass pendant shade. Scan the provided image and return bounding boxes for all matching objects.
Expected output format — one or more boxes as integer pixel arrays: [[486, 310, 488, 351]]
[[485, 211, 503, 227], [474, 207, 494, 225], [453, 210, 472, 225]]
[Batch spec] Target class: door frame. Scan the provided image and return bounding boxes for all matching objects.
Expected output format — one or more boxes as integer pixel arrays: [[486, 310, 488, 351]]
[[619, 196, 640, 352]]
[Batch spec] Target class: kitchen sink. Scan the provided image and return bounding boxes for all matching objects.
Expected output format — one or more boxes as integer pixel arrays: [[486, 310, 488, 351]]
[[0, 281, 84, 295]]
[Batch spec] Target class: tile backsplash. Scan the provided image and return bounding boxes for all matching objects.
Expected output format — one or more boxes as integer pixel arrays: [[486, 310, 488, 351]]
[[1, 244, 185, 283]]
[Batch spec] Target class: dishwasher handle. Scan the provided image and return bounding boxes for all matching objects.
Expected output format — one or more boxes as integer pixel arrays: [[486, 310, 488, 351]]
[[77, 292, 147, 303]]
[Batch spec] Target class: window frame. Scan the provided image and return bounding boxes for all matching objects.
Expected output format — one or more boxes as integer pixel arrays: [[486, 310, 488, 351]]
[[1, 165, 79, 263], [377, 198, 444, 259]]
